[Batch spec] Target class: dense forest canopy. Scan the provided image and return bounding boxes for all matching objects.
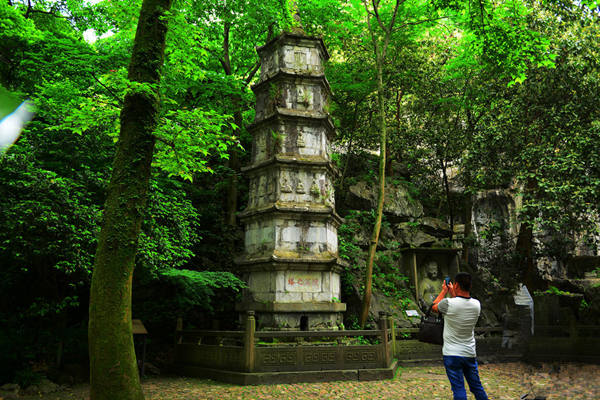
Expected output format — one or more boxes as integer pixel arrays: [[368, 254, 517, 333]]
[[1, 0, 599, 389]]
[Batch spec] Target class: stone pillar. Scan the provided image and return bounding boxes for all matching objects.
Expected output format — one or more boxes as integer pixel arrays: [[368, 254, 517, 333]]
[[244, 311, 256, 372], [236, 32, 346, 330], [379, 312, 390, 367]]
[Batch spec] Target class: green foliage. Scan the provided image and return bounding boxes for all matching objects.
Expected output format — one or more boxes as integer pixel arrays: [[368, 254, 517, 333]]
[[374, 271, 412, 310], [14, 369, 43, 389], [338, 210, 369, 263], [461, 6, 600, 237], [580, 298, 590, 312], [330, 152, 343, 169], [137, 179, 202, 272], [0, 150, 99, 318], [538, 286, 575, 297], [160, 269, 246, 312], [0, 0, 278, 381], [154, 108, 239, 179], [338, 211, 412, 309], [479, 221, 503, 241]]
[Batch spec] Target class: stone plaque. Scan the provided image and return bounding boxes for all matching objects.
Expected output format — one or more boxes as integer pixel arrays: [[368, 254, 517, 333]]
[[261, 348, 297, 366], [285, 271, 321, 292], [196, 346, 218, 365], [344, 349, 377, 362], [303, 349, 337, 364]]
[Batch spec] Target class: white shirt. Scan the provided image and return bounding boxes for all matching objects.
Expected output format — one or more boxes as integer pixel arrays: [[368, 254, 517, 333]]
[[437, 297, 480, 357]]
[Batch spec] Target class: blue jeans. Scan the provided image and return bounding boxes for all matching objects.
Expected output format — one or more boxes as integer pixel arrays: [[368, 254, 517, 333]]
[[443, 356, 489, 400]]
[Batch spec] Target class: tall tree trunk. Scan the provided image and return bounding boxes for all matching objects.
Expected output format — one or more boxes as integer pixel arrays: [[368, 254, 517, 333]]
[[441, 159, 454, 241], [462, 190, 473, 265], [358, 0, 399, 328], [339, 103, 358, 189], [394, 89, 404, 174], [385, 137, 393, 176], [462, 110, 477, 266], [359, 61, 387, 328], [339, 134, 353, 190], [517, 220, 535, 287], [88, 1, 172, 399], [221, 21, 240, 226], [222, 22, 271, 226], [517, 180, 544, 291], [225, 109, 241, 226]]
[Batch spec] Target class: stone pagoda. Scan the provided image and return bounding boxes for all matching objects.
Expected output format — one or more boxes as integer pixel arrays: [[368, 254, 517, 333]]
[[236, 32, 346, 330]]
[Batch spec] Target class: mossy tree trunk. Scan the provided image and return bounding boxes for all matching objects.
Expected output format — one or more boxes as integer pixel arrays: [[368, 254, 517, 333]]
[[88, 1, 173, 399]]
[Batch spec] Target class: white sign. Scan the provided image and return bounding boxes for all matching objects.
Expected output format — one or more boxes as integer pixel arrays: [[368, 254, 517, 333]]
[[405, 310, 420, 317]]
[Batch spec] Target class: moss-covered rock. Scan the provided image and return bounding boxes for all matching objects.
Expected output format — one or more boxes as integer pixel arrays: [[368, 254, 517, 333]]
[[345, 181, 423, 221], [394, 223, 437, 247]]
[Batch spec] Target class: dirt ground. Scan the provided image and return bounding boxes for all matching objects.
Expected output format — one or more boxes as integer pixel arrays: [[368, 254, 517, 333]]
[[15, 362, 600, 400]]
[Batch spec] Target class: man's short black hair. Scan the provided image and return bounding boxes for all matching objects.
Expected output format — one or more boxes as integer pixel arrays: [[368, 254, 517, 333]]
[[454, 272, 472, 292]]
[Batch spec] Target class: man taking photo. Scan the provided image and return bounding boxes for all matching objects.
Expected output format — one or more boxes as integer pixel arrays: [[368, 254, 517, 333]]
[[432, 272, 489, 400]]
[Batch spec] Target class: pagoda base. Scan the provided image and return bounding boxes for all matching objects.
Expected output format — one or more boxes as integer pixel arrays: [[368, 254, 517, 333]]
[[236, 301, 346, 330]]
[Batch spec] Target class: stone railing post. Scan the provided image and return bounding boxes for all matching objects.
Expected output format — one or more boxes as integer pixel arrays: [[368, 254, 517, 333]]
[[412, 252, 419, 305], [379, 311, 390, 367], [244, 311, 256, 372], [175, 316, 183, 345], [388, 313, 396, 359]]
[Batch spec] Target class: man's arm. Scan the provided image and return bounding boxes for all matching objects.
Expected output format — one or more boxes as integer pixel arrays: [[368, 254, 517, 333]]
[[432, 281, 455, 313]]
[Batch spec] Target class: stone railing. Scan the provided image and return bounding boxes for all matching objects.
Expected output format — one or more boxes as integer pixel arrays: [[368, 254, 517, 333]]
[[526, 324, 600, 363], [391, 326, 522, 362], [174, 311, 394, 381], [392, 323, 600, 363]]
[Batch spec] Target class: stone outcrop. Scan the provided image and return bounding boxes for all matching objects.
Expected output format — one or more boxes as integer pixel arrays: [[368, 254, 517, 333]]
[[346, 181, 423, 221], [0, 383, 20, 399], [23, 379, 64, 396], [585, 284, 600, 323], [348, 218, 451, 249], [420, 217, 452, 238], [394, 223, 438, 248], [566, 256, 600, 279]]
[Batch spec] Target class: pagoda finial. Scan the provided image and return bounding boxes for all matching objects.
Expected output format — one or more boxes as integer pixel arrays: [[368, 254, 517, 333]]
[[289, 0, 305, 34]]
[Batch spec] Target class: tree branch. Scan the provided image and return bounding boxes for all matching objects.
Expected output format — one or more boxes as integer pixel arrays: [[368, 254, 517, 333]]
[[266, 21, 276, 41], [91, 72, 123, 106], [372, 0, 387, 33], [27, 9, 68, 18], [198, 42, 221, 60], [25, 0, 31, 19], [389, 0, 401, 33], [154, 135, 175, 148], [244, 61, 261, 85], [396, 15, 450, 30], [222, 22, 232, 75], [234, 21, 277, 79], [219, 58, 228, 73], [381, 0, 401, 60], [362, 0, 380, 61], [0, 53, 11, 65]]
